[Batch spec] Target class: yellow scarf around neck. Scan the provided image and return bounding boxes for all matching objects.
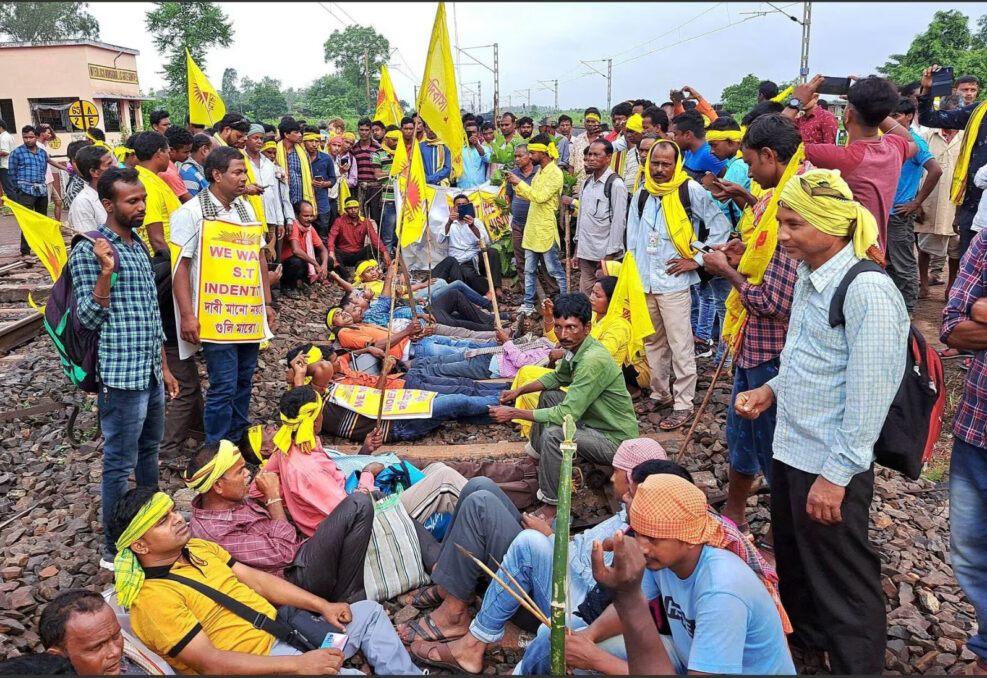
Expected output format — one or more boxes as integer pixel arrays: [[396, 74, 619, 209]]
[[276, 140, 317, 215], [721, 145, 804, 354], [240, 150, 267, 225], [951, 99, 987, 205], [643, 139, 695, 259]]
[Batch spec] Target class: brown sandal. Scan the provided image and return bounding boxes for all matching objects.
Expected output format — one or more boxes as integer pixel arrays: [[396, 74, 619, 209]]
[[659, 408, 693, 431]]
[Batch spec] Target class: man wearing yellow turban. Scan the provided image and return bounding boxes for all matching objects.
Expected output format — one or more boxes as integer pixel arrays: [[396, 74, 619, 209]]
[[627, 140, 731, 431], [571, 107, 605, 184], [108, 486, 419, 675], [611, 113, 643, 192], [733, 167, 909, 675]]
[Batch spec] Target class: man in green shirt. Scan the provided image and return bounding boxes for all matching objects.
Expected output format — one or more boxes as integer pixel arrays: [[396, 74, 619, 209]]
[[490, 293, 638, 518]]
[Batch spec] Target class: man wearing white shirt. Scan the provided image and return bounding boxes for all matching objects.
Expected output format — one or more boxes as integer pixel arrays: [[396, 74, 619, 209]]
[[170, 147, 275, 451], [432, 193, 502, 298], [244, 132, 294, 261], [0, 119, 14, 205], [67, 145, 114, 232]]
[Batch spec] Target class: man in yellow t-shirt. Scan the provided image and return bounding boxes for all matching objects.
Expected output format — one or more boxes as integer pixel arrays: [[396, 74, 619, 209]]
[[109, 487, 420, 676], [506, 133, 566, 314], [131, 131, 181, 254]]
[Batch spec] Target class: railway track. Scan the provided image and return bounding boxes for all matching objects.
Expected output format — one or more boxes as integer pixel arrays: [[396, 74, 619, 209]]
[[0, 252, 57, 354]]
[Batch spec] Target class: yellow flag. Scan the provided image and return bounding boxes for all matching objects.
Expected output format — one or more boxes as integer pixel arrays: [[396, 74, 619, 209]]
[[390, 137, 409, 179], [375, 65, 403, 128], [418, 2, 466, 178], [4, 196, 65, 282], [397, 138, 428, 248], [186, 48, 226, 127], [607, 252, 655, 363]]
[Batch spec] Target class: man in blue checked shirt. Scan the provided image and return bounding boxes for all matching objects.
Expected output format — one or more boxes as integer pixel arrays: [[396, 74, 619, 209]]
[[8, 125, 64, 256], [734, 169, 908, 675], [66, 166, 179, 569]]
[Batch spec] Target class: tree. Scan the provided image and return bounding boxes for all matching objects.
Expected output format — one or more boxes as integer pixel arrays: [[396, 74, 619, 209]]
[[323, 24, 390, 101], [145, 2, 234, 122], [719, 74, 762, 117], [245, 77, 288, 120], [221, 67, 241, 113], [299, 75, 364, 118], [0, 2, 99, 41], [878, 9, 987, 87]]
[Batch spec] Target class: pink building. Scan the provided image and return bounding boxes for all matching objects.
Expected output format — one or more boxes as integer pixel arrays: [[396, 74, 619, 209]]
[[0, 39, 150, 157]]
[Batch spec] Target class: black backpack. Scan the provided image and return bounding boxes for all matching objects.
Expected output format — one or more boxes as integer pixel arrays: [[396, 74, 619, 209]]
[[43, 232, 137, 392], [829, 260, 946, 480], [636, 182, 713, 281]]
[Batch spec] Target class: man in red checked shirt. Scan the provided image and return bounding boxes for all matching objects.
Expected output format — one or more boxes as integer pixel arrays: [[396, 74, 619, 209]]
[[794, 96, 839, 145]]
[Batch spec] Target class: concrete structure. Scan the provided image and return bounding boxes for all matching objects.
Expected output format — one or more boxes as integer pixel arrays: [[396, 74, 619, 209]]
[[0, 39, 150, 156]]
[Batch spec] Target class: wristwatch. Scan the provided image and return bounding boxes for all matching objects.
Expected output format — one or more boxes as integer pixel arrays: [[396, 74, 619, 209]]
[[787, 98, 802, 110]]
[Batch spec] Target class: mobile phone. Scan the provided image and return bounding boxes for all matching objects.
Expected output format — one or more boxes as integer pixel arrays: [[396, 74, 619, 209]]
[[314, 176, 324, 182], [691, 240, 713, 253], [817, 76, 851, 96], [457, 203, 476, 220], [320, 632, 348, 650], [930, 66, 954, 98]]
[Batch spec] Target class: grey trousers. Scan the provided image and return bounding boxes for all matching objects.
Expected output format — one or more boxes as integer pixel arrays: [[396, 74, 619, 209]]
[[434, 323, 497, 342], [530, 390, 620, 504], [430, 477, 522, 603], [160, 344, 204, 458], [578, 257, 601, 297], [886, 212, 919, 313]]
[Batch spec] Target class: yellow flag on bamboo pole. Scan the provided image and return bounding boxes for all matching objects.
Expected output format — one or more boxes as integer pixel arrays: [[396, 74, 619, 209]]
[[397, 138, 428, 248], [375, 65, 403, 128], [186, 48, 226, 127], [3, 196, 65, 282], [418, 2, 465, 178]]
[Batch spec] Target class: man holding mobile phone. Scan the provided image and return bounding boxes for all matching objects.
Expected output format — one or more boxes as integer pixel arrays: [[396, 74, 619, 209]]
[[302, 125, 336, 246], [433, 193, 502, 299]]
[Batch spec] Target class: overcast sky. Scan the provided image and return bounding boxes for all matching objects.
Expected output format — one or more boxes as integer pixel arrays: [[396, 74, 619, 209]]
[[88, 1, 987, 111]]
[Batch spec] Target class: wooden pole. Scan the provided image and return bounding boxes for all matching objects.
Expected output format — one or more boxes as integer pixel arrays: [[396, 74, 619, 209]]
[[675, 348, 730, 464], [479, 245, 503, 331], [550, 414, 577, 675], [374, 251, 401, 430], [562, 206, 572, 292], [425, 215, 434, 313]]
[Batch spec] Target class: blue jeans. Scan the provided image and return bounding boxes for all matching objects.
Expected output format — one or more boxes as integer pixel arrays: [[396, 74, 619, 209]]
[[517, 614, 635, 675], [380, 201, 397, 252], [412, 335, 496, 358], [472, 529, 554, 643], [99, 376, 165, 552], [726, 359, 779, 484], [524, 245, 567, 307], [408, 352, 494, 380], [202, 342, 260, 444], [404, 372, 507, 396], [950, 437, 987, 661], [694, 276, 731, 360], [412, 278, 449, 300], [432, 279, 492, 309], [390, 393, 499, 441]]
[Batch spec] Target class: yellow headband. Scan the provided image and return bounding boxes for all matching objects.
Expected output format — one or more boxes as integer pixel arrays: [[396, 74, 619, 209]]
[[261, 141, 277, 152], [384, 129, 401, 140], [584, 113, 601, 123], [326, 307, 342, 327], [302, 133, 322, 142], [182, 440, 243, 494], [344, 198, 360, 208], [272, 391, 323, 454], [527, 141, 559, 160], [113, 146, 134, 161], [305, 346, 323, 364], [624, 113, 644, 134], [354, 259, 380, 282], [706, 130, 743, 142], [342, 132, 357, 141], [114, 492, 175, 609], [778, 168, 882, 263]]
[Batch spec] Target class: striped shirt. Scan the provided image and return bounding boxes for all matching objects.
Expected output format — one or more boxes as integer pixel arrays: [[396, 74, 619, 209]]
[[350, 139, 380, 183], [67, 224, 164, 390], [941, 229, 987, 448], [767, 244, 909, 486]]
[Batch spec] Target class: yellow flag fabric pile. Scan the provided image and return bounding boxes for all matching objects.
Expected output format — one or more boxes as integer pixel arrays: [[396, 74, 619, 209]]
[[329, 383, 435, 420], [375, 65, 403, 128], [601, 252, 654, 364], [4, 196, 66, 287], [418, 3, 466, 178], [186, 48, 226, 127]]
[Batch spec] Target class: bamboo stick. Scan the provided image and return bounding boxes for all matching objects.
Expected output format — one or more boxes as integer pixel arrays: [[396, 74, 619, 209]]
[[454, 544, 550, 627], [550, 414, 577, 675], [374, 257, 400, 430], [489, 553, 542, 620], [479, 244, 503, 331]]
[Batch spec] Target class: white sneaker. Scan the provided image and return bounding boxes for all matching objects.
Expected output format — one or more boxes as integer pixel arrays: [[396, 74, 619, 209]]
[[517, 305, 536, 316], [99, 556, 114, 571]]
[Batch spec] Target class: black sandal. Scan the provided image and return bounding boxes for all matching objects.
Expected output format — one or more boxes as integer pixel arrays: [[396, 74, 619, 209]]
[[404, 585, 443, 610]]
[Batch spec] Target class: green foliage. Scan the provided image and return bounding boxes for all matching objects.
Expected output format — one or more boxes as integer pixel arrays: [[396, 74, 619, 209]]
[[298, 74, 363, 118], [221, 67, 242, 113], [878, 9, 987, 87], [244, 77, 287, 120], [323, 24, 390, 96], [719, 74, 762, 117], [144, 1, 234, 122], [0, 2, 99, 41]]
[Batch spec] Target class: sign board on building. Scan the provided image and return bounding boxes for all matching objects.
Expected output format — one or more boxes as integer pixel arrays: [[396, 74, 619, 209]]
[[68, 100, 99, 131], [88, 63, 139, 85]]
